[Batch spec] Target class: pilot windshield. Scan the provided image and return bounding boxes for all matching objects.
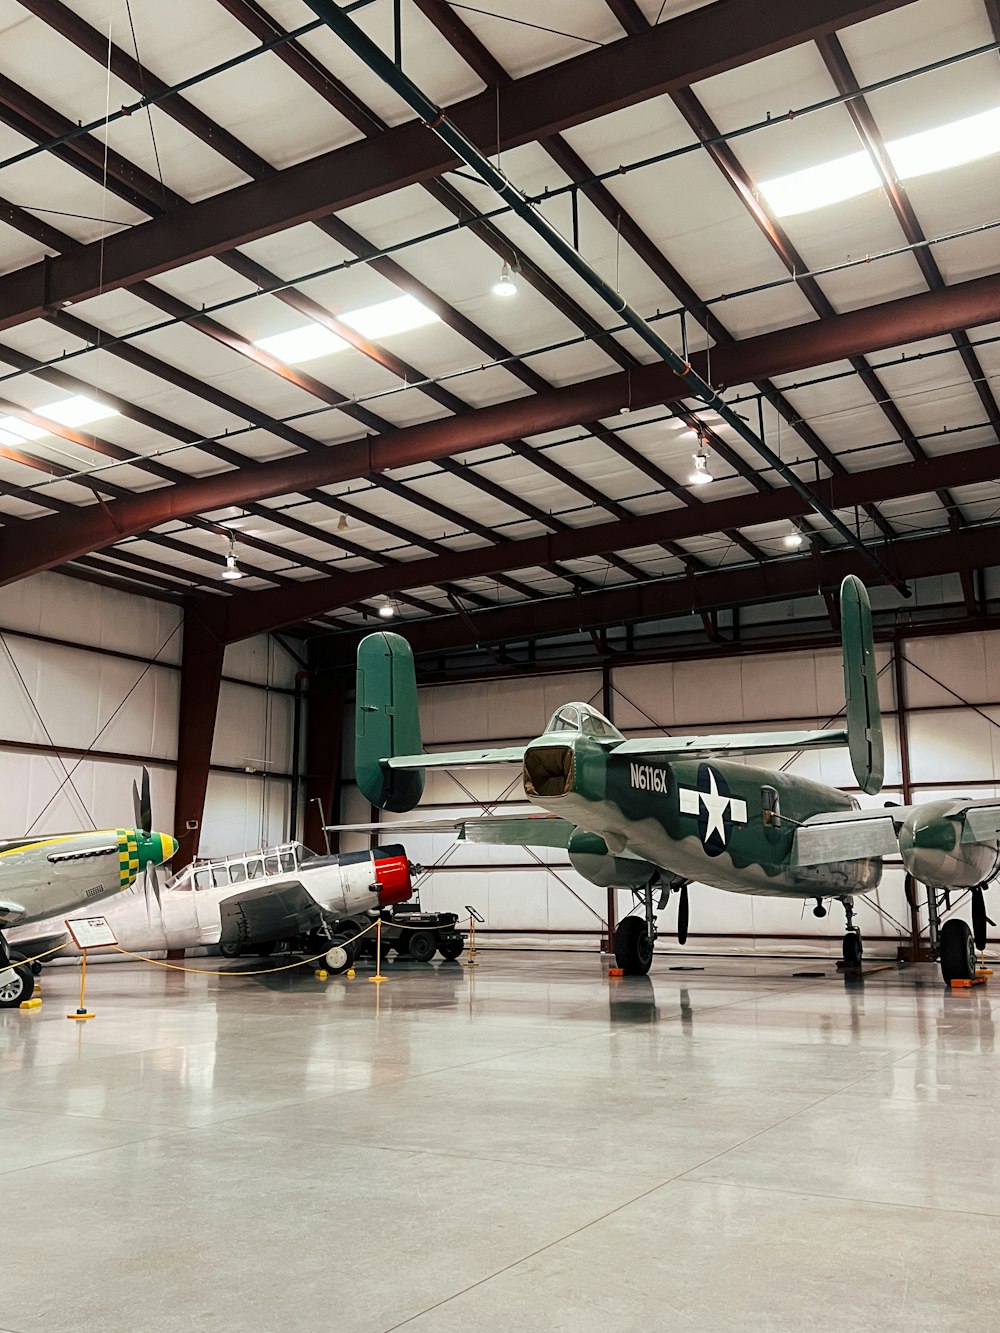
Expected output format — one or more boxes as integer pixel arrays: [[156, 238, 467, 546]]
[[545, 703, 623, 740]]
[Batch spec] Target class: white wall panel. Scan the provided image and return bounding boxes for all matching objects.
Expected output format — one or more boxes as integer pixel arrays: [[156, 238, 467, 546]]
[[224, 635, 298, 689], [0, 752, 176, 837], [200, 772, 291, 859], [212, 678, 294, 773], [0, 571, 182, 662]]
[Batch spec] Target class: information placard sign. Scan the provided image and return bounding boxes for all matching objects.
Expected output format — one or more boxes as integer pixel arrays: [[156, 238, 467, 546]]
[[65, 916, 118, 949]]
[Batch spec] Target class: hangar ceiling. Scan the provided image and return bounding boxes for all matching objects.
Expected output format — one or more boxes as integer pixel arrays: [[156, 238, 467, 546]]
[[0, 0, 998, 667]]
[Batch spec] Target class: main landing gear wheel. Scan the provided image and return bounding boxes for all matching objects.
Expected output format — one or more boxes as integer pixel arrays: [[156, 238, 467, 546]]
[[939, 918, 977, 984], [325, 937, 356, 975], [842, 932, 863, 969], [407, 932, 436, 963], [0, 964, 33, 1007], [614, 917, 654, 976]]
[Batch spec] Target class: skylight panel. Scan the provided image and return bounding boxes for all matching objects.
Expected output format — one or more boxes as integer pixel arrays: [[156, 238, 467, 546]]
[[341, 295, 440, 340], [256, 325, 347, 363], [0, 396, 118, 445], [41, 394, 119, 428], [254, 296, 440, 364], [760, 105, 1000, 217]]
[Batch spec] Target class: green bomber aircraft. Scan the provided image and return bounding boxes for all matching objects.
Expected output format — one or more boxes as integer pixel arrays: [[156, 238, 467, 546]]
[[349, 577, 1000, 985]]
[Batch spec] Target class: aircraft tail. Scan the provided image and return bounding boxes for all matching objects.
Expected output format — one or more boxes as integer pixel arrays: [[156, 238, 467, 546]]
[[355, 632, 425, 812], [840, 575, 884, 795]]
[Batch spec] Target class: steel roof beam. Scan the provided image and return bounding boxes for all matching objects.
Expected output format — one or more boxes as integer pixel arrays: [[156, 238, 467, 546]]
[[215, 442, 1000, 642], [316, 522, 1000, 662], [0, 0, 916, 330], [0, 273, 996, 585]]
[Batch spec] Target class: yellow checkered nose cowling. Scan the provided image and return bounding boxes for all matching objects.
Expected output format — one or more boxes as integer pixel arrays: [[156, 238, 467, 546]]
[[117, 830, 179, 886]]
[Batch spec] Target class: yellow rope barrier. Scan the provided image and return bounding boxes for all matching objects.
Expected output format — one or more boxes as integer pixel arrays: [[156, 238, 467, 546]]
[[107, 917, 382, 977], [4, 944, 64, 968]]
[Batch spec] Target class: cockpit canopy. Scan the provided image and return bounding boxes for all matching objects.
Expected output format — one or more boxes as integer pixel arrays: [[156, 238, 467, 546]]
[[543, 702, 624, 741]]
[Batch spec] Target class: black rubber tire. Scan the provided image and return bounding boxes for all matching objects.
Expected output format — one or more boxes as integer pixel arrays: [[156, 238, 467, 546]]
[[407, 932, 436, 963], [218, 941, 242, 959], [437, 935, 464, 961], [614, 917, 654, 976], [0, 964, 33, 1007], [325, 937, 357, 975], [842, 932, 863, 968], [940, 918, 977, 984]]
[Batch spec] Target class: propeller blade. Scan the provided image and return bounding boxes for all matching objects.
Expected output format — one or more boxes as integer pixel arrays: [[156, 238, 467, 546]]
[[132, 779, 142, 831], [972, 888, 987, 952], [139, 766, 152, 837], [677, 883, 689, 946], [144, 862, 162, 924]]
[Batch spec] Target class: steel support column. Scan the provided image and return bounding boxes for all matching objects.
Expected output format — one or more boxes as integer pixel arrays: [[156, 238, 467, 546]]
[[302, 670, 346, 854], [172, 603, 226, 872]]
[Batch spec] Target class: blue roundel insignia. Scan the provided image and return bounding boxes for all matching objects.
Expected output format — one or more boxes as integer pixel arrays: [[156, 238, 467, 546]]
[[678, 763, 749, 857]]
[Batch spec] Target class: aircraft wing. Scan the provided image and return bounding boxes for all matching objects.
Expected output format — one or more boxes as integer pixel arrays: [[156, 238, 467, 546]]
[[329, 811, 576, 849], [218, 879, 326, 948], [616, 728, 848, 759], [962, 804, 1000, 843], [384, 745, 526, 770], [794, 798, 1000, 866]]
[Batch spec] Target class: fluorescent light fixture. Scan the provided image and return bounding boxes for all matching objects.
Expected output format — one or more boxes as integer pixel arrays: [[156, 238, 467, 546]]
[[255, 296, 440, 365], [342, 294, 439, 340], [760, 105, 1000, 217], [688, 450, 712, 486]]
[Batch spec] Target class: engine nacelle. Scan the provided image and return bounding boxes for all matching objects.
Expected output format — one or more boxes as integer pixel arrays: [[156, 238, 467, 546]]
[[567, 829, 654, 889], [322, 845, 416, 916], [898, 803, 1000, 889]]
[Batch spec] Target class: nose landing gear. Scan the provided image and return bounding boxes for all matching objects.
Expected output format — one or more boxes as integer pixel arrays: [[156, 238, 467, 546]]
[[839, 896, 863, 969]]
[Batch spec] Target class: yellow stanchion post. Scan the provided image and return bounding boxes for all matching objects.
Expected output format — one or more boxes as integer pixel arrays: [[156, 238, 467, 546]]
[[464, 912, 478, 968], [67, 949, 96, 1020], [369, 916, 387, 984]]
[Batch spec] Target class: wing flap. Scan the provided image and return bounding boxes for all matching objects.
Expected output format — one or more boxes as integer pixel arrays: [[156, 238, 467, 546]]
[[792, 815, 900, 866], [328, 810, 575, 850], [218, 880, 325, 947], [615, 729, 848, 759]]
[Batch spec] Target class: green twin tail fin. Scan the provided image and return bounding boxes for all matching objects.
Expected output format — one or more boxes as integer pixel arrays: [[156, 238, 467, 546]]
[[356, 632, 425, 812], [840, 575, 884, 795]]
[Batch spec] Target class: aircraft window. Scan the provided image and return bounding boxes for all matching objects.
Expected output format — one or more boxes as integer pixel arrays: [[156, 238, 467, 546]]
[[246, 858, 263, 880], [579, 709, 622, 739], [549, 705, 581, 733], [264, 855, 280, 876], [194, 869, 213, 891], [212, 867, 228, 888], [279, 850, 296, 872], [229, 862, 247, 884]]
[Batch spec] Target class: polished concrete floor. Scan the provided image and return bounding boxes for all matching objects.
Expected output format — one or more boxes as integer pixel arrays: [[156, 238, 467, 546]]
[[4, 948, 998, 1332]]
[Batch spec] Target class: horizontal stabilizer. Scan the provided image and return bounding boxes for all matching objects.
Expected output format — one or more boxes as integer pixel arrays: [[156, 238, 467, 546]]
[[616, 728, 848, 760], [962, 805, 1000, 844], [386, 745, 526, 770], [329, 809, 575, 850]]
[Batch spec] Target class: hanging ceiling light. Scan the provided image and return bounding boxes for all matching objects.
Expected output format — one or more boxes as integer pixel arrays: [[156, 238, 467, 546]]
[[337, 513, 349, 531], [688, 447, 712, 486], [221, 535, 244, 581], [377, 595, 396, 618], [783, 528, 804, 549], [492, 261, 517, 298]]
